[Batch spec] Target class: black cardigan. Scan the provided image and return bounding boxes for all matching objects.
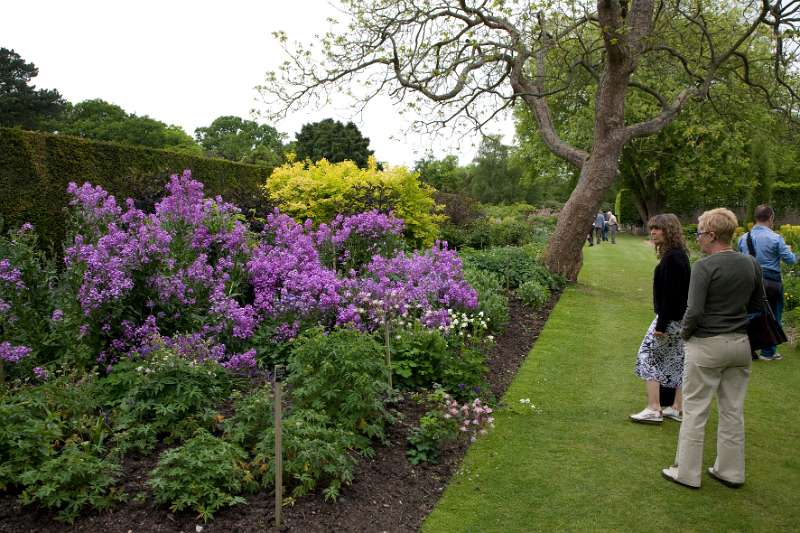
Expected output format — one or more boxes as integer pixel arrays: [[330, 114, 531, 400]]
[[653, 247, 691, 333]]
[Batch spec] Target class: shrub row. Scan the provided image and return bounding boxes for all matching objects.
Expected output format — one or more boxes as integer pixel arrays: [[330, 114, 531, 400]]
[[0, 127, 272, 249]]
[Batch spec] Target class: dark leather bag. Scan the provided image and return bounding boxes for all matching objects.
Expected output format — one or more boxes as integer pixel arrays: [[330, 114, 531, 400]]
[[746, 257, 788, 351]]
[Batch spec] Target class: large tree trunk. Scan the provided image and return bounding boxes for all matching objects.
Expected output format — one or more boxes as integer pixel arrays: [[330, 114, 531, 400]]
[[543, 138, 625, 280]]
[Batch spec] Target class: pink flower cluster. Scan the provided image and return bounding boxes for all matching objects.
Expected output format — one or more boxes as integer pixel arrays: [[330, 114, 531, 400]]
[[442, 393, 495, 442]]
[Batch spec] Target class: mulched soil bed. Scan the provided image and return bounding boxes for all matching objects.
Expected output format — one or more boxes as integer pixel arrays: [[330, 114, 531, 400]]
[[0, 292, 560, 533]]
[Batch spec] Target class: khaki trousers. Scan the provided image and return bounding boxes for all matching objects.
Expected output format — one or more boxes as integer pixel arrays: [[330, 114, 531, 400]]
[[674, 333, 751, 487]]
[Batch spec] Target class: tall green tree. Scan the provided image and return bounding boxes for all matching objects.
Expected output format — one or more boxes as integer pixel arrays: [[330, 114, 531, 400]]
[[293, 118, 374, 168], [413, 152, 469, 193], [0, 47, 64, 130], [194, 115, 285, 166], [260, 0, 799, 279], [55, 99, 201, 154], [469, 135, 529, 204]]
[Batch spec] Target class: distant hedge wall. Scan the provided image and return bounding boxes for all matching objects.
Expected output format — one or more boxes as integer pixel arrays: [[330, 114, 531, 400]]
[[0, 128, 272, 250], [771, 181, 800, 215]]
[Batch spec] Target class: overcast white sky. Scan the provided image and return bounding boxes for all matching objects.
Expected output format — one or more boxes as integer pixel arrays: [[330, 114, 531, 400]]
[[2, 0, 515, 166]]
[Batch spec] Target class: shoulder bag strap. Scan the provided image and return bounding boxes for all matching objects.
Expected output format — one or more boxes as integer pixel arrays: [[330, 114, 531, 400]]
[[750, 256, 774, 318], [746, 232, 757, 257]]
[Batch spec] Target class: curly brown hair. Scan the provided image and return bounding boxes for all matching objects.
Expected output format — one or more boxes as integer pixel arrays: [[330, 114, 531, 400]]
[[647, 213, 687, 258]]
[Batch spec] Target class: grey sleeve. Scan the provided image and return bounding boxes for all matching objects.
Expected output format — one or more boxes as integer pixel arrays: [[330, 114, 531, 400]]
[[681, 261, 709, 340]]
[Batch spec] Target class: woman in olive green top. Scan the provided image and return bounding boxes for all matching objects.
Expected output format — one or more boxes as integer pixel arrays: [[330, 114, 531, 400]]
[[661, 208, 765, 489]]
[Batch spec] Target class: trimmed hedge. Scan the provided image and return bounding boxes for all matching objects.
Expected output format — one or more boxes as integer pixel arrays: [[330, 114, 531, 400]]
[[772, 182, 800, 215], [0, 128, 272, 249]]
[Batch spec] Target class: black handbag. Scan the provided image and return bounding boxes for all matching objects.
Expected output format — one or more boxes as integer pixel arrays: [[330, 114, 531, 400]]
[[747, 257, 788, 351]]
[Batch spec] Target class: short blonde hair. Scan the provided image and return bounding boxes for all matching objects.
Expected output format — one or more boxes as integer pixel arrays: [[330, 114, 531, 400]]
[[698, 208, 738, 243]]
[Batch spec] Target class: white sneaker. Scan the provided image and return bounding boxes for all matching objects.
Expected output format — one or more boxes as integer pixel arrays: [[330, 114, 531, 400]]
[[662, 406, 683, 422], [630, 407, 663, 424]]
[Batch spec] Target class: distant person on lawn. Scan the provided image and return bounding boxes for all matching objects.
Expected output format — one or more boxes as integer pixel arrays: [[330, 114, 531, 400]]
[[593, 211, 605, 245], [736, 204, 797, 361], [662, 208, 765, 489], [630, 214, 690, 425], [607, 210, 619, 244]]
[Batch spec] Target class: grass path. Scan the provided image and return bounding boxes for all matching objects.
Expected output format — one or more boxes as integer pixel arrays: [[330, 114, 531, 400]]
[[423, 235, 800, 532]]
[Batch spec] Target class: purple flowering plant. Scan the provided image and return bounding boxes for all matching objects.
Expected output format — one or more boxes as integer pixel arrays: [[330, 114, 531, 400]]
[[0, 223, 74, 380], [4, 170, 484, 378]]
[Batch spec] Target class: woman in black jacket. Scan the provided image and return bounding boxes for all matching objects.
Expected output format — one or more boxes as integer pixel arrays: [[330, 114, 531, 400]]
[[630, 214, 691, 424]]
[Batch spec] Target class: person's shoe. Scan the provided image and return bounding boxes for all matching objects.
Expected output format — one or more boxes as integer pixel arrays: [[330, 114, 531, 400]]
[[629, 407, 663, 424], [662, 406, 683, 422], [661, 466, 700, 489], [707, 467, 744, 488], [758, 353, 783, 361]]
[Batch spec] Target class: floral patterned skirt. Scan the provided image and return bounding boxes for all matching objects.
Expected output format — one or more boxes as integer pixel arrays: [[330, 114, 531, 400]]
[[634, 317, 685, 388]]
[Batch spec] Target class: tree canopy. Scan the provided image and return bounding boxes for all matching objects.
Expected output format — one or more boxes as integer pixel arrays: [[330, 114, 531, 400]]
[[55, 99, 200, 154], [259, 0, 800, 279], [0, 47, 64, 130], [293, 118, 374, 168], [194, 115, 285, 167]]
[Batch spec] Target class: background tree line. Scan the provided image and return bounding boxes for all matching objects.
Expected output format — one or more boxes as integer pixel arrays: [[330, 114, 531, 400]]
[[0, 47, 374, 169]]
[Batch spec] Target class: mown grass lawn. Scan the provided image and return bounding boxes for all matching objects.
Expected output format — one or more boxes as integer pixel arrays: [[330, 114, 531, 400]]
[[423, 234, 800, 532]]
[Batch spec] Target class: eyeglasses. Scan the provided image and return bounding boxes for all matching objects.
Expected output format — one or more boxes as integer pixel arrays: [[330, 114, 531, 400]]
[[696, 231, 711, 239]]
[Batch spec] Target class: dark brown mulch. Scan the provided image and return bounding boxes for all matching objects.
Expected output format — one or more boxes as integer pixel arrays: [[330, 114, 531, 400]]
[[0, 292, 560, 533]]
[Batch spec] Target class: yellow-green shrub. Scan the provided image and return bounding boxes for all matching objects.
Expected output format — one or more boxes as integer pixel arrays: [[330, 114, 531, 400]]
[[779, 225, 800, 250], [264, 157, 444, 247]]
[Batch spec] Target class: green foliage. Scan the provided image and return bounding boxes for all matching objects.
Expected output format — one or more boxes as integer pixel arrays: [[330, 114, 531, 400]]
[[286, 328, 391, 447], [195, 115, 285, 166], [0, 375, 120, 523], [101, 350, 234, 454], [468, 135, 532, 204], [516, 279, 551, 310], [406, 408, 459, 465], [54, 99, 201, 154], [222, 386, 274, 451], [19, 441, 124, 523], [0, 48, 64, 130], [0, 127, 272, 250], [463, 267, 509, 333], [0, 223, 84, 379], [148, 429, 256, 522], [0, 375, 109, 491], [390, 319, 488, 397], [414, 153, 470, 193], [265, 158, 444, 248], [615, 188, 642, 226], [434, 191, 481, 226], [461, 246, 564, 290], [293, 118, 373, 168], [773, 183, 800, 216], [253, 409, 358, 501]]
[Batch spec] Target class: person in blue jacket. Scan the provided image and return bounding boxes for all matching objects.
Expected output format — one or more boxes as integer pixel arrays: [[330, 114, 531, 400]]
[[737, 205, 797, 361]]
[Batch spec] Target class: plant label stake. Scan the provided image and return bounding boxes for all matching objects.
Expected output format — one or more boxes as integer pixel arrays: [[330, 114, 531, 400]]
[[273, 365, 285, 529]]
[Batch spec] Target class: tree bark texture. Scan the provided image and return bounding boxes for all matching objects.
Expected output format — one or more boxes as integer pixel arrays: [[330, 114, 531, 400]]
[[543, 138, 625, 280]]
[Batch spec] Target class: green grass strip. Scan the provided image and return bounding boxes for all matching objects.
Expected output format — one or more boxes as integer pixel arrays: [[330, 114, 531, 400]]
[[423, 235, 800, 532]]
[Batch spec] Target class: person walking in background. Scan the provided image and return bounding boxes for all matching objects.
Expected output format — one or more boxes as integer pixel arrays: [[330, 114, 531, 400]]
[[662, 208, 765, 489], [737, 204, 797, 361], [602, 211, 610, 241], [607, 210, 619, 244], [593, 211, 605, 245], [630, 214, 690, 425]]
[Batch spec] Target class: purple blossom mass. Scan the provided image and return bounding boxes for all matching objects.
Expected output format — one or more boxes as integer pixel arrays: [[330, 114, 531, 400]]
[[0, 341, 31, 363], [2, 170, 484, 376]]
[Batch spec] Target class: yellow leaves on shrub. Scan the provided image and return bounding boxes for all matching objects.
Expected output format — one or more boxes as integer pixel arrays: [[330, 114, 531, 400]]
[[264, 157, 445, 248]]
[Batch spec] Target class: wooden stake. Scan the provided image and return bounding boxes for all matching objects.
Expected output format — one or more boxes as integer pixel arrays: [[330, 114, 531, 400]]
[[274, 366, 283, 529], [384, 320, 392, 389]]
